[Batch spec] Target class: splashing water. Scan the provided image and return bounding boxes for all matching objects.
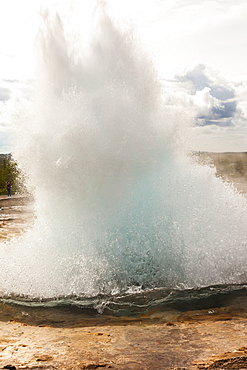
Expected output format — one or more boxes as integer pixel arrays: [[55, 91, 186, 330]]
[[1, 3, 247, 300]]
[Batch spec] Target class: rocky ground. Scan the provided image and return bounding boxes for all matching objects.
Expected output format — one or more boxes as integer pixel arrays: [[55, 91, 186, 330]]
[[0, 308, 247, 369], [1, 153, 247, 369]]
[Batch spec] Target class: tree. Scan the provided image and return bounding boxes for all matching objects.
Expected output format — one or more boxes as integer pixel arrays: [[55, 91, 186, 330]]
[[0, 156, 27, 195]]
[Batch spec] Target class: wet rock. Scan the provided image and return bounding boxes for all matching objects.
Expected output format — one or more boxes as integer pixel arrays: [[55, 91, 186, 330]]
[[35, 354, 53, 362], [198, 355, 247, 369], [81, 365, 107, 369]]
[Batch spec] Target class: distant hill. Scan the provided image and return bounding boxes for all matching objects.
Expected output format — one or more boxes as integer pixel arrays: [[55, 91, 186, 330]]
[[192, 152, 247, 180]]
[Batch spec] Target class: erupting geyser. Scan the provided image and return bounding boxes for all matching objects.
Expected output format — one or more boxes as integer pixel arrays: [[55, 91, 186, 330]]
[[1, 2, 247, 301]]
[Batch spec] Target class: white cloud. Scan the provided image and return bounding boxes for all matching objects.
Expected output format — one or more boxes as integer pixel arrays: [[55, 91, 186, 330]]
[[0, 87, 11, 102], [234, 80, 247, 121], [161, 61, 247, 151], [192, 87, 222, 120], [171, 63, 238, 126]]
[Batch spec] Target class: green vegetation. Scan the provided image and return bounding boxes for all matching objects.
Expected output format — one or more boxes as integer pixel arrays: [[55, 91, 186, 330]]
[[0, 154, 27, 195]]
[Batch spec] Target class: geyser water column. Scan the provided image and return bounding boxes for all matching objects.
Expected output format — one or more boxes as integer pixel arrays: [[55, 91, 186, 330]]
[[1, 2, 247, 300]]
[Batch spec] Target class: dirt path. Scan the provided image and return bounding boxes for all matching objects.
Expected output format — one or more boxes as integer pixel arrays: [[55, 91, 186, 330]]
[[0, 195, 35, 242]]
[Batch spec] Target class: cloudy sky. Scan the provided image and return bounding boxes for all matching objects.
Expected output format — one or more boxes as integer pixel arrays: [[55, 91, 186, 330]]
[[0, 0, 247, 152]]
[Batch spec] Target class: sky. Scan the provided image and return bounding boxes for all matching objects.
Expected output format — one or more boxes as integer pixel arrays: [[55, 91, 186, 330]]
[[0, 0, 247, 152]]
